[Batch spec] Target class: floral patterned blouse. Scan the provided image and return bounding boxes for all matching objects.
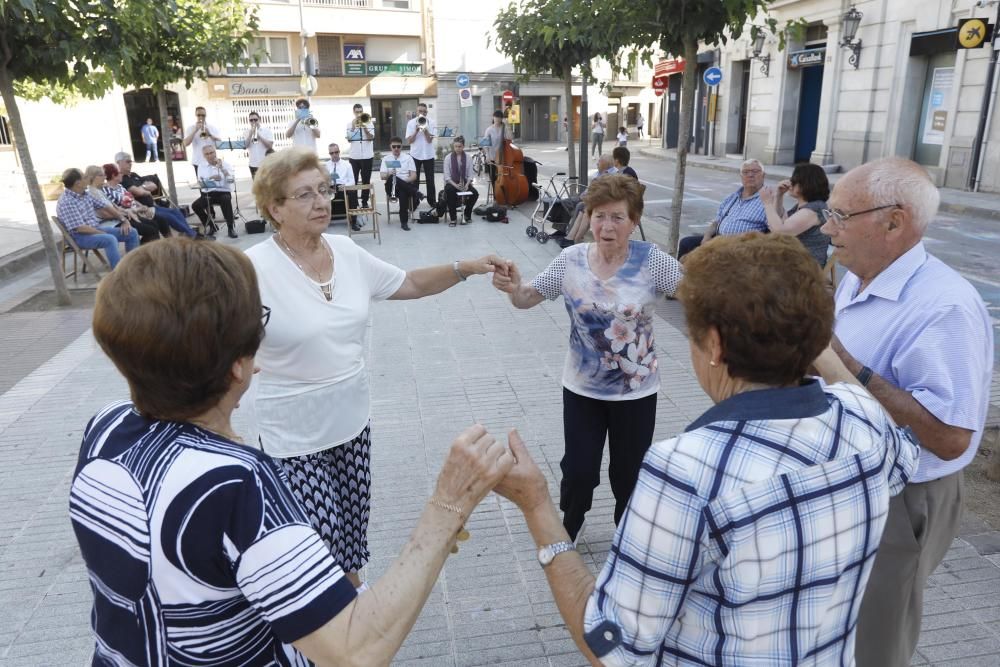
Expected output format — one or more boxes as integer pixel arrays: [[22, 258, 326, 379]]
[[531, 241, 683, 401]]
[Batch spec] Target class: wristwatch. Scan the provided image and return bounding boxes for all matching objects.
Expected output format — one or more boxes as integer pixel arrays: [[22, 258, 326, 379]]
[[537, 541, 576, 567]]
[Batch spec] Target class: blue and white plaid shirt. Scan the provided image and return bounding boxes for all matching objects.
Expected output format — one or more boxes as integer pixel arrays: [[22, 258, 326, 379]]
[[56, 188, 106, 233], [716, 187, 767, 236], [583, 380, 919, 666]]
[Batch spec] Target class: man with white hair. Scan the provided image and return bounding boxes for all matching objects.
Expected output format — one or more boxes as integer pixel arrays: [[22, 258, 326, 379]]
[[813, 157, 993, 667], [677, 158, 768, 258]]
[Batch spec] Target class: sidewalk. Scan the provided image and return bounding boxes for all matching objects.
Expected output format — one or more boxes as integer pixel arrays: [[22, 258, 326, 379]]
[[1, 202, 1000, 666]]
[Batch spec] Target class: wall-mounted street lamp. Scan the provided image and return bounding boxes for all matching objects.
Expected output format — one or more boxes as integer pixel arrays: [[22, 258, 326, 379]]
[[752, 31, 771, 77], [841, 6, 863, 69]]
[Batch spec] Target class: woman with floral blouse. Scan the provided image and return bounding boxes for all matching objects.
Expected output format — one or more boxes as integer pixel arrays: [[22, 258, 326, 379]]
[[493, 174, 682, 541]]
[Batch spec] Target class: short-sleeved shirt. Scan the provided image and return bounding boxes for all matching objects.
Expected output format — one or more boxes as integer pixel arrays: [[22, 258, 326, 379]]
[[716, 187, 768, 236], [290, 119, 318, 152], [121, 172, 158, 207], [405, 116, 437, 160], [141, 124, 158, 143], [186, 123, 221, 167], [56, 188, 106, 233], [530, 240, 683, 400], [69, 401, 356, 665], [483, 124, 511, 161], [834, 242, 994, 482], [380, 152, 417, 179], [247, 234, 406, 457], [346, 120, 375, 160], [788, 200, 830, 265], [247, 125, 275, 168], [583, 381, 920, 666]]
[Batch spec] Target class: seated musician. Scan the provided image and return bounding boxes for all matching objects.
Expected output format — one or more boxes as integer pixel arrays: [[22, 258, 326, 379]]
[[193, 145, 238, 239], [442, 136, 479, 226], [379, 136, 421, 231], [327, 142, 361, 231]]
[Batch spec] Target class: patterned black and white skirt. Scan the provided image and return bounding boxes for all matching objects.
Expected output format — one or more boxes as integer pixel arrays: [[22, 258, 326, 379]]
[[273, 423, 372, 572]]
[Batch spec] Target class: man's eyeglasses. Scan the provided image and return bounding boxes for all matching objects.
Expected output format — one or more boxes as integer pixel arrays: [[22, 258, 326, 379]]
[[196, 114, 206, 118], [822, 203, 901, 229], [262, 305, 272, 328], [283, 186, 333, 204], [390, 144, 402, 149], [249, 118, 260, 123], [592, 212, 630, 225], [329, 150, 340, 155]]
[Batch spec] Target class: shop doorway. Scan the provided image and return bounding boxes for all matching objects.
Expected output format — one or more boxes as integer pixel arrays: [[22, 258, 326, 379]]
[[665, 75, 681, 149], [373, 98, 419, 152], [520, 96, 555, 142], [123, 89, 181, 162], [913, 52, 955, 167], [794, 65, 824, 162]]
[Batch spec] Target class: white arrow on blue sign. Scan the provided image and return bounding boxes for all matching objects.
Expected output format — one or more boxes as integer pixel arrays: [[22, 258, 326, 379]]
[[456, 73, 470, 88], [703, 67, 723, 86]]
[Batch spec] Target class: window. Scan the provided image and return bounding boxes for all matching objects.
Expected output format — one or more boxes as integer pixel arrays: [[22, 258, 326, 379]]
[[227, 36, 292, 76], [316, 35, 342, 76], [231, 99, 298, 152], [381, 0, 410, 8]]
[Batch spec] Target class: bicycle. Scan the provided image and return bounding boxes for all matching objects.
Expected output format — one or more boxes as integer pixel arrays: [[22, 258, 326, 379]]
[[471, 146, 487, 178]]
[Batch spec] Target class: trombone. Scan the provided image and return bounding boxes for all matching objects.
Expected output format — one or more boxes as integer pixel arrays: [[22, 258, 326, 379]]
[[354, 112, 371, 128]]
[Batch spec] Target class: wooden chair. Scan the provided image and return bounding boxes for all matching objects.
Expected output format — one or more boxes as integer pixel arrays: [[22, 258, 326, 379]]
[[52, 216, 110, 282], [344, 184, 381, 245], [383, 180, 415, 226]]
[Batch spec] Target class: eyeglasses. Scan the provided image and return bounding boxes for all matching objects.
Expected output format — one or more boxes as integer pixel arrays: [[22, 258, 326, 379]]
[[329, 150, 340, 154], [592, 212, 630, 225], [283, 186, 333, 204], [249, 118, 259, 122], [196, 114, 206, 118], [822, 203, 901, 229], [741, 169, 763, 176], [261, 305, 271, 328], [390, 144, 402, 149]]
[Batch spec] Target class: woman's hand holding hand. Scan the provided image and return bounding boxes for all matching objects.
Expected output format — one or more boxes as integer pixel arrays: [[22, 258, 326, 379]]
[[433, 424, 515, 516], [493, 430, 551, 514], [464, 254, 509, 277], [491, 260, 521, 294]]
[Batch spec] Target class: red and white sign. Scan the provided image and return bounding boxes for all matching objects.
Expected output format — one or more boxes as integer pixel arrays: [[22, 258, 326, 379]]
[[654, 88, 665, 97], [502, 89, 515, 103], [652, 76, 668, 90], [654, 58, 685, 77]]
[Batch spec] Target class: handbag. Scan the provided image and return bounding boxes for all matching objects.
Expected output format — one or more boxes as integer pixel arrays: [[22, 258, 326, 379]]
[[417, 210, 439, 224], [244, 219, 267, 234]]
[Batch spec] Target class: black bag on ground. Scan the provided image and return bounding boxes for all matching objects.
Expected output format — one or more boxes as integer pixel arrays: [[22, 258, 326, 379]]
[[473, 204, 489, 217], [417, 210, 439, 224], [244, 219, 267, 234], [484, 205, 508, 223]]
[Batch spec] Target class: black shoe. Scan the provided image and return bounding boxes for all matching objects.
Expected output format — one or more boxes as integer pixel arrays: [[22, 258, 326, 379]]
[[401, 221, 411, 231], [351, 222, 362, 231], [227, 229, 238, 239], [558, 238, 575, 248], [550, 229, 567, 237], [464, 214, 472, 223]]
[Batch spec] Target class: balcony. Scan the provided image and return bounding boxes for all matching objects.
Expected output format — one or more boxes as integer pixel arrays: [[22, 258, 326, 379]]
[[256, 0, 420, 36]]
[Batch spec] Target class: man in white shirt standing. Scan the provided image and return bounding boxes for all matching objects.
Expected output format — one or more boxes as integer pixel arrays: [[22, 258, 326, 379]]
[[193, 144, 237, 238], [404, 102, 436, 207], [380, 135, 420, 231], [244, 110, 274, 180], [327, 142, 360, 231], [184, 106, 222, 179], [286, 98, 320, 153], [346, 103, 375, 209], [442, 136, 478, 226]]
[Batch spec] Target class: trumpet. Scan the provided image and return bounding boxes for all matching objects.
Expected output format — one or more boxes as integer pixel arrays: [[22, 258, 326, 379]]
[[250, 128, 259, 143], [417, 116, 427, 127], [355, 112, 371, 127], [304, 115, 319, 129], [198, 122, 209, 139]]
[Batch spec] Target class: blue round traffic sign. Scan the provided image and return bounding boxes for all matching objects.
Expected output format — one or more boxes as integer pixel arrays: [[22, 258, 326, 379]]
[[456, 73, 470, 88], [703, 67, 723, 86]]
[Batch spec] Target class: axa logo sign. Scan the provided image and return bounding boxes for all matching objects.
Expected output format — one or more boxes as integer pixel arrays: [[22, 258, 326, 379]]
[[343, 44, 366, 61]]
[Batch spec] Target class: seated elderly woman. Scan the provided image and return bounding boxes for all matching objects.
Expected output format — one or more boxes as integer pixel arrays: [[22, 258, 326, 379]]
[[759, 162, 831, 266], [495, 233, 920, 665], [102, 162, 199, 240], [70, 239, 514, 666]]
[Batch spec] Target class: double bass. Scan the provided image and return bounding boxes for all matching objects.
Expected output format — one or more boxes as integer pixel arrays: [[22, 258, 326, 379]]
[[494, 122, 530, 206]]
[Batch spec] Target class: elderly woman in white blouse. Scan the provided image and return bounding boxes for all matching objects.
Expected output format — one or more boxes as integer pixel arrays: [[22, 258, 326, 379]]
[[247, 147, 507, 587]]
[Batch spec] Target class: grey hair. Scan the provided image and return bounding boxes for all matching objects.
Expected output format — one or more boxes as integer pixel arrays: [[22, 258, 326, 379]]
[[83, 165, 104, 183], [861, 157, 939, 232], [114, 151, 131, 162], [741, 158, 763, 172]]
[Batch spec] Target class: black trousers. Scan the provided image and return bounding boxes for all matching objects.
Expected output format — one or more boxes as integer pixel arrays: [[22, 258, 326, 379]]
[[678, 234, 706, 259], [384, 177, 419, 223], [331, 189, 359, 220], [444, 183, 479, 220], [413, 157, 435, 204], [131, 218, 161, 244], [250, 166, 258, 180], [192, 191, 235, 230], [350, 158, 373, 205], [560, 388, 657, 541]]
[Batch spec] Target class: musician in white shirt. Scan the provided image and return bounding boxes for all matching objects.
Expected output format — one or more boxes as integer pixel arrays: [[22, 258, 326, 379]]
[[442, 136, 479, 225], [184, 106, 222, 179], [286, 98, 320, 152], [245, 111, 274, 180], [404, 102, 436, 206], [327, 143, 360, 230], [346, 103, 375, 208], [193, 145, 237, 238], [379, 136, 420, 231]]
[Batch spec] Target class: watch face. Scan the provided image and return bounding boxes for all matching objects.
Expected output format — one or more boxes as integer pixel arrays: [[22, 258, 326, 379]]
[[538, 546, 554, 566]]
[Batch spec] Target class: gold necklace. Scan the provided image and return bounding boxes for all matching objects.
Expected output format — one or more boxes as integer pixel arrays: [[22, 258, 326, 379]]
[[276, 232, 335, 301]]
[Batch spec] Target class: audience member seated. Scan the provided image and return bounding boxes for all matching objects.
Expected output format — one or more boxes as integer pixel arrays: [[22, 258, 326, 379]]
[[379, 135, 423, 231], [55, 167, 138, 268], [558, 154, 618, 248], [326, 142, 360, 231], [442, 135, 479, 226], [193, 145, 238, 239], [677, 158, 768, 259], [612, 146, 638, 179], [760, 162, 831, 266], [101, 163, 164, 244], [114, 153, 200, 239]]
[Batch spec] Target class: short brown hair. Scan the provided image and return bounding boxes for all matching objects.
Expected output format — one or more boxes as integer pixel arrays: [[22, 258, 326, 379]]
[[584, 174, 645, 221], [790, 163, 830, 202], [252, 147, 326, 228], [676, 233, 833, 386], [93, 239, 264, 421]]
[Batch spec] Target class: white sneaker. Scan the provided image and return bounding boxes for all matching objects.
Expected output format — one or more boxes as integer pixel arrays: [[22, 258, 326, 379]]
[[355, 582, 369, 594]]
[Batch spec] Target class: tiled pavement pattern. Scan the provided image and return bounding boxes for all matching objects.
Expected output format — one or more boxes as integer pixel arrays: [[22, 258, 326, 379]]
[[1, 207, 999, 666]]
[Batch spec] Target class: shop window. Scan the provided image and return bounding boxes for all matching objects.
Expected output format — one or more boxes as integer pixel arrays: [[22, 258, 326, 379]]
[[228, 37, 292, 76], [317, 35, 343, 76], [381, 0, 410, 8]]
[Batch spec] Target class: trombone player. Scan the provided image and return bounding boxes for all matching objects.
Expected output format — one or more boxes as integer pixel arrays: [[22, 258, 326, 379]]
[[244, 110, 274, 180], [184, 106, 221, 179], [346, 103, 375, 209], [286, 97, 320, 153]]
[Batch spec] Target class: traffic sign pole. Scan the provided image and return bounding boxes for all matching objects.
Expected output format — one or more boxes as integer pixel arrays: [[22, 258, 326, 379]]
[[702, 68, 723, 158], [969, 6, 1000, 190]]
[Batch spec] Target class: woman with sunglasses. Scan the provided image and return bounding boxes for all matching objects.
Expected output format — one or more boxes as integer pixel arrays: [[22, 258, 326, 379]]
[[760, 162, 831, 266], [247, 147, 508, 588]]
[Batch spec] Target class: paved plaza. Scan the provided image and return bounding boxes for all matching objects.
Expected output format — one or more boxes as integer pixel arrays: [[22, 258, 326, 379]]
[[1, 199, 1000, 666]]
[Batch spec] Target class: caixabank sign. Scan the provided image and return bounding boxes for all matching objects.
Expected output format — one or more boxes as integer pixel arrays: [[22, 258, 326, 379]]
[[788, 47, 826, 69]]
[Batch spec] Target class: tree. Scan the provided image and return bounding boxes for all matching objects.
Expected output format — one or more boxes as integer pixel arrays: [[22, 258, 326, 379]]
[[0, 0, 124, 305], [114, 0, 259, 204], [492, 0, 628, 180]]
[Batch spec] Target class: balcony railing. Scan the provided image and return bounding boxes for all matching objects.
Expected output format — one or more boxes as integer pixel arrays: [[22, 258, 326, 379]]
[[302, 0, 374, 7]]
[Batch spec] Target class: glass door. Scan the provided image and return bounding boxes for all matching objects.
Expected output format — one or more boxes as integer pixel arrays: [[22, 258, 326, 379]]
[[373, 98, 419, 152]]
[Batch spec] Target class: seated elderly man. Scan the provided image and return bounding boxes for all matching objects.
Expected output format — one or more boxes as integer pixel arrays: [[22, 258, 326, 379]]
[[193, 144, 237, 238], [494, 233, 920, 666], [115, 152, 199, 239], [56, 167, 139, 268], [557, 153, 618, 248], [677, 158, 768, 258], [326, 142, 361, 230]]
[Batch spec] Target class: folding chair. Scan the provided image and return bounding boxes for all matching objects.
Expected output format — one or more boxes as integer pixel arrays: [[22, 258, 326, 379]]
[[344, 184, 381, 245], [384, 182, 415, 226], [52, 216, 110, 282]]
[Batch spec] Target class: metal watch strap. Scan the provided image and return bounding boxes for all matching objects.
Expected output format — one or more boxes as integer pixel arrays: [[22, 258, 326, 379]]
[[538, 540, 575, 567]]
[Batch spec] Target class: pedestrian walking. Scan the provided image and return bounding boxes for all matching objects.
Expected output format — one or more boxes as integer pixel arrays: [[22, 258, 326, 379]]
[[140, 118, 159, 163]]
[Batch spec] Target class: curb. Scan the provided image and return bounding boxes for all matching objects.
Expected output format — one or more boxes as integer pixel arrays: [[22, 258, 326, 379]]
[[0, 241, 46, 283]]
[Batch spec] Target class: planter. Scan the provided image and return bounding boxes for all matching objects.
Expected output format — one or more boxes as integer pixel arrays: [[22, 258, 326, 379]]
[[42, 182, 64, 201]]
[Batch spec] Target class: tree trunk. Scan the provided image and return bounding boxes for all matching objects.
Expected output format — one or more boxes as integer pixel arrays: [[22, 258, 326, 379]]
[[157, 87, 178, 204], [668, 35, 699, 258], [564, 65, 576, 180], [579, 75, 589, 187], [0, 64, 71, 305]]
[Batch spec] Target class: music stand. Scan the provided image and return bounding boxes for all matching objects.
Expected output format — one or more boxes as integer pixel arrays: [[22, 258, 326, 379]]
[[477, 136, 492, 147], [440, 127, 455, 138], [214, 138, 247, 151], [348, 128, 364, 142]]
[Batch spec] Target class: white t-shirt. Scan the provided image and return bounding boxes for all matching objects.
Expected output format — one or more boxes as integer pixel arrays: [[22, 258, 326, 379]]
[[246, 126, 274, 168], [247, 234, 406, 458], [187, 123, 221, 166], [289, 120, 318, 152], [346, 119, 375, 160], [380, 152, 416, 179], [405, 115, 436, 160]]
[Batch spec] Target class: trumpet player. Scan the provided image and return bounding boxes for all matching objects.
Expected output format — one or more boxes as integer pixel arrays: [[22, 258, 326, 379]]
[[193, 145, 237, 239], [405, 101, 436, 206], [244, 111, 274, 180], [183, 106, 221, 179], [287, 97, 320, 153], [380, 136, 421, 231], [346, 103, 374, 209]]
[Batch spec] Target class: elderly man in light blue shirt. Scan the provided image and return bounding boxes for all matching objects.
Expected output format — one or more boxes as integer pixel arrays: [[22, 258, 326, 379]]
[[814, 156, 993, 667]]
